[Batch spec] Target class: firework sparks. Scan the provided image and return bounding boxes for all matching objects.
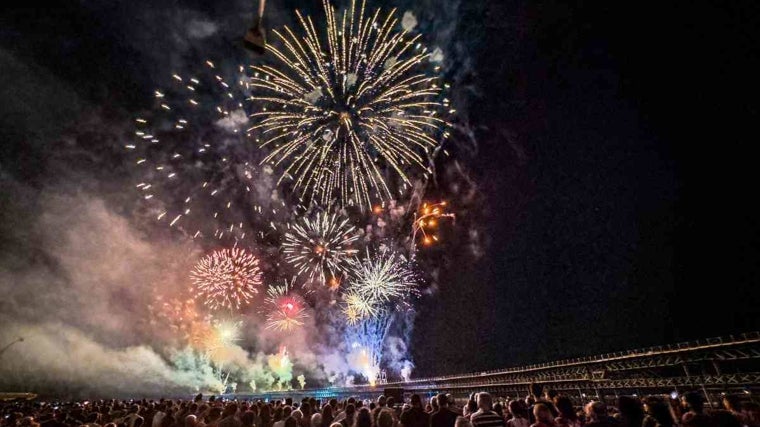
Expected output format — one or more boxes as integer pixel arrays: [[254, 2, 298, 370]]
[[214, 319, 242, 347], [350, 344, 379, 385], [267, 346, 294, 389], [411, 201, 455, 255], [341, 290, 379, 325], [345, 312, 392, 385], [347, 248, 418, 304], [248, 0, 451, 209], [282, 212, 359, 285], [129, 60, 271, 242], [190, 319, 243, 374], [148, 296, 206, 339], [191, 247, 263, 310], [263, 280, 308, 331]]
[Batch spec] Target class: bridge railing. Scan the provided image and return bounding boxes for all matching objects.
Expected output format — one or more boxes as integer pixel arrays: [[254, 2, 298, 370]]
[[231, 332, 760, 398], [384, 332, 760, 386]]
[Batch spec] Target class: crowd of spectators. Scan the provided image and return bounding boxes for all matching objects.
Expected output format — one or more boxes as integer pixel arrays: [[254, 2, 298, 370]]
[[2, 390, 759, 427]]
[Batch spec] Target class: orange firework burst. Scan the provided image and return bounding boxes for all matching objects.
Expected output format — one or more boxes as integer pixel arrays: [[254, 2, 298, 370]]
[[191, 247, 263, 310], [411, 201, 454, 255], [148, 296, 211, 344]]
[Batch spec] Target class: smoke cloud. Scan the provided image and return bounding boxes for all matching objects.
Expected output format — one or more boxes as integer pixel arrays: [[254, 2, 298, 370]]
[[0, 0, 480, 399], [0, 179, 362, 398]]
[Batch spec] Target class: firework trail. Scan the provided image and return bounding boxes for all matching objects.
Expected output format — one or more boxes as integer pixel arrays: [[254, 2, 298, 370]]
[[248, 0, 452, 210], [128, 60, 282, 243], [282, 212, 360, 286], [191, 247, 263, 311], [262, 280, 309, 331], [190, 319, 242, 361], [339, 247, 418, 327], [345, 311, 392, 385], [267, 346, 294, 389]]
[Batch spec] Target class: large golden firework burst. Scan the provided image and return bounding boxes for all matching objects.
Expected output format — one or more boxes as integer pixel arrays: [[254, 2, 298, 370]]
[[248, 0, 450, 209]]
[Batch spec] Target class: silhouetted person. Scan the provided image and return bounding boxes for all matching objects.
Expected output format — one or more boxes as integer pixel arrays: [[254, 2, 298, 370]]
[[373, 397, 388, 425], [431, 394, 459, 427], [530, 404, 555, 427], [241, 411, 257, 427], [723, 395, 748, 426], [615, 397, 644, 427], [401, 395, 431, 427], [554, 397, 580, 427], [642, 398, 673, 427], [679, 392, 709, 427], [378, 410, 395, 427], [299, 404, 312, 427], [540, 391, 559, 419], [585, 402, 619, 427], [353, 408, 372, 427], [220, 404, 242, 427], [431, 398, 440, 415], [340, 405, 356, 427], [321, 406, 334, 427], [507, 400, 531, 427]]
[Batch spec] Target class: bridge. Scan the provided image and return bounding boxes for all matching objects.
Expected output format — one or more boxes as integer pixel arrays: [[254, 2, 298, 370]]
[[231, 332, 760, 404]]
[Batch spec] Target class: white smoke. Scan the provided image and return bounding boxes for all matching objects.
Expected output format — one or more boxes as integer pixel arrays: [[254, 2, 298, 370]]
[[215, 109, 249, 133], [188, 19, 219, 39], [0, 183, 341, 397], [0, 322, 220, 398], [401, 11, 418, 32], [0, 0, 479, 396]]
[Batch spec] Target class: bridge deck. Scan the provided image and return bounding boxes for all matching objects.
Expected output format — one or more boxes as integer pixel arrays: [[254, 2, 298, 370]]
[[228, 332, 760, 403]]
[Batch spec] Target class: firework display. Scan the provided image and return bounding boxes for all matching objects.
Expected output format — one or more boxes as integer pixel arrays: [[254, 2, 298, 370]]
[[191, 247, 263, 310], [412, 202, 454, 246], [341, 289, 379, 325], [345, 311, 392, 385], [263, 280, 309, 331], [248, 0, 451, 209], [213, 319, 243, 347], [148, 296, 208, 341], [346, 248, 418, 304], [120, 0, 460, 392], [282, 212, 360, 285], [129, 60, 276, 242], [267, 346, 294, 388]]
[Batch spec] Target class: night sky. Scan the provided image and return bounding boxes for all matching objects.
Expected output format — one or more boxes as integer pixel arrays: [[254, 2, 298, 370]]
[[412, 0, 760, 376], [2, 0, 760, 384]]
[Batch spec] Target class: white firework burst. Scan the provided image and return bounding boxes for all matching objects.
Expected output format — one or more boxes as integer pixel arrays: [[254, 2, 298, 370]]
[[282, 212, 360, 285]]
